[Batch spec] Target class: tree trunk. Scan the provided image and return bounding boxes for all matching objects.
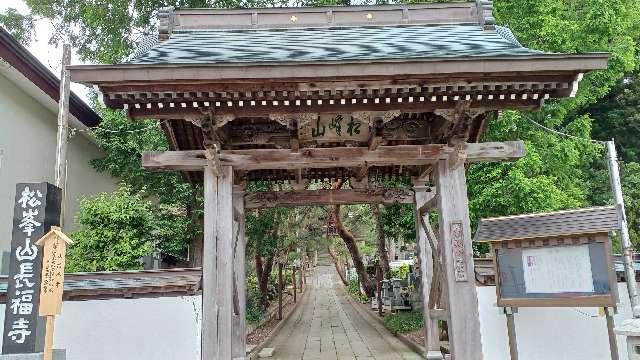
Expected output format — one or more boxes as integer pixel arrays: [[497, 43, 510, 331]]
[[255, 255, 274, 310], [189, 215, 204, 267], [327, 246, 348, 286], [371, 204, 391, 279], [333, 204, 376, 297]]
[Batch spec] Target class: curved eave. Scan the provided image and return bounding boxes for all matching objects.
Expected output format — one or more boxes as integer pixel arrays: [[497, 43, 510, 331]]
[[69, 53, 609, 85]]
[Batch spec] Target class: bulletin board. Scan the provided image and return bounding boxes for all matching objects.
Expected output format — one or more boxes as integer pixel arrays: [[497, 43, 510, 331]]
[[494, 238, 617, 307]]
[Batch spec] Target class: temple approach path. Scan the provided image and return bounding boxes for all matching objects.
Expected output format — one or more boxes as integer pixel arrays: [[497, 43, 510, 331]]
[[262, 256, 423, 360]]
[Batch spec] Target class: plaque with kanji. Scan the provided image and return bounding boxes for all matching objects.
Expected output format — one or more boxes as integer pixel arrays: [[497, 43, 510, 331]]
[[36, 226, 72, 316]]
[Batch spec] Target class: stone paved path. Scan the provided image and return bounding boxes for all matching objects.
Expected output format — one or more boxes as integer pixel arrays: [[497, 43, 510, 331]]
[[263, 259, 422, 360]]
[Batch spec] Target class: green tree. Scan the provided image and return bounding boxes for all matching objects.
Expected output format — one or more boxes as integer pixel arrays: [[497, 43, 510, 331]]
[[582, 73, 640, 163], [88, 106, 200, 262], [2, 0, 286, 63], [67, 186, 154, 272]]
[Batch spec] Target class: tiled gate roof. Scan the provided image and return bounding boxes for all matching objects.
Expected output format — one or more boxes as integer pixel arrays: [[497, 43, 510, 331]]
[[127, 24, 541, 65]]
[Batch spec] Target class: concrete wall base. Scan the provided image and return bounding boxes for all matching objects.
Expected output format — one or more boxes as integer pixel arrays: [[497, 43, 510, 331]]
[[0, 350, 66, 360]]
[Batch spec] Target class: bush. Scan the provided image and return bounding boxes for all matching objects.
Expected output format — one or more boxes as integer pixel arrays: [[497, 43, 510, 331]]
[[66, 186, 153, 272], [390, 263, 410, 280], [383, 311, 424, 335], [246, 275, 264, 324]]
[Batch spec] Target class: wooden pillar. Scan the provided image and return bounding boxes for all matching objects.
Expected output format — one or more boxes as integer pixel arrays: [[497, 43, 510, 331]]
[[299, 262, 304, 290], [278, 263, 284, 320], [232, 186, 247, 360], [414, 186, 442, 359], [435, 160, 483, 360], [202, 165, 234, 360], [293, 266, 297, 303], [376, 265, 383, 317]]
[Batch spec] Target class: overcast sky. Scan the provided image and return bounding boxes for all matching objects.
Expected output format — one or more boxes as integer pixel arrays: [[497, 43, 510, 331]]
[[1, 0, 92, 103]]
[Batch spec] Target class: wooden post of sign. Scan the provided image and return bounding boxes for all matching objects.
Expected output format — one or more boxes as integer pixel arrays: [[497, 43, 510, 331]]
[[435, 159, 483, 360], [278, 263, 283, 321], [202, 165, 234, 360], [504, 307, 518, 360], [605, 307, 620, 360], [35, 226, 73, 360]]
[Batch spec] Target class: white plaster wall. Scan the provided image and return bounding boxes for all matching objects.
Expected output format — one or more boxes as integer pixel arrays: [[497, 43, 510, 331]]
[[0, 296, 202, 360], [478, 283, 631, 360], [0, 286, 634, 359], [0, 72, 116, 252]]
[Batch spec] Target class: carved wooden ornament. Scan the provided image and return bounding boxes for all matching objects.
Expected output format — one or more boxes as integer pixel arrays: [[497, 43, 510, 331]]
[[450, 220, 468, 282]]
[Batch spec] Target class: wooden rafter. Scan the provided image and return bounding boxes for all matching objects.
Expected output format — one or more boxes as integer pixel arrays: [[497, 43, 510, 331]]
[[142, 141, 526, 172], [124, 97, 542, 120]]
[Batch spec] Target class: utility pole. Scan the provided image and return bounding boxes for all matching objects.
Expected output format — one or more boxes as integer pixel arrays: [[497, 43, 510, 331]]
[[54, 44, 72, 228], [606, 140, 640, 317]]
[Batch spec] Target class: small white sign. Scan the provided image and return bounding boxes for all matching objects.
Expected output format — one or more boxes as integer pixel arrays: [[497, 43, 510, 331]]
[[522, 245, 594, 294]]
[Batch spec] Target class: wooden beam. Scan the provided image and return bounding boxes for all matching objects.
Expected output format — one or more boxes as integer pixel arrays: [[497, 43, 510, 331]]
[[245, 188, 414, 209], [418, 188, 438, 216], [142, 141, 526, 172], [414, 186, 443, 358]]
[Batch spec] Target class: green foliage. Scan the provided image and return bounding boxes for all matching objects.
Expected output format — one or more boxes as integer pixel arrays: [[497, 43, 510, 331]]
[[88, 106, 199, 259], [383, 311, 424, 335], [246, 274, 264, 323], [0, 8, 35, 45], [390, 263, 410, 280], [495, 0, 640, 110], [583, 73, 640, 163], [14, 0, 288, 64], [66, 186, 154, 272], [348, 276, 360, 295]]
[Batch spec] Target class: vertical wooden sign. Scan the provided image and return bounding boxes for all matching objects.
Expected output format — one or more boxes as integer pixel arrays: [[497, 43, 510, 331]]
[[36, 226, 72, 360], [36, 226, 72, 316], [2, 183, 61, 355]]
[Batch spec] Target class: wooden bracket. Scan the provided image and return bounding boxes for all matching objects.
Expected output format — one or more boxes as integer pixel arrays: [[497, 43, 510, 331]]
[[289, 118, 300, 153], [435, 101, 487, 146], [419, 192, 439, 216], [368, 118, 384, 151], [448, 144, 467, 170], [350, 176, 368, 189], [204, 148, 223, 177], [291, 169, 307, 190]]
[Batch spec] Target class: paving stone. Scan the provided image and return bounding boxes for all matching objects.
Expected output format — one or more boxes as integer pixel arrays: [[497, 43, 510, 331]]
[[258, 347, 275, 358], [258, 261, 422, 359]]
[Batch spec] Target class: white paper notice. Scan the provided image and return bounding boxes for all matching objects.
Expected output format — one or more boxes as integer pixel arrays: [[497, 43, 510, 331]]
[[522, 245, 594, 294]]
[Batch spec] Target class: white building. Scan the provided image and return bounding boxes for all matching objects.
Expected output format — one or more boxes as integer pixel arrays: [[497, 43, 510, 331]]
[[0, 27, 116, 255]]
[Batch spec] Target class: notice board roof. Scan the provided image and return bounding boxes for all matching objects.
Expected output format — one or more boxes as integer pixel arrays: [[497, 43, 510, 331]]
[[474, 206, 619, 242]]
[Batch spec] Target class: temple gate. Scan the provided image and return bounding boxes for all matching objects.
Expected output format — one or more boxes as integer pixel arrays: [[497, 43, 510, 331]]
[[68, 2, 607, 359]]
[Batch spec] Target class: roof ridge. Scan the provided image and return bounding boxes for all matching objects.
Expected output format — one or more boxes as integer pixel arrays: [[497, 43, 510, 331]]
[[481, 206, 616, 222]]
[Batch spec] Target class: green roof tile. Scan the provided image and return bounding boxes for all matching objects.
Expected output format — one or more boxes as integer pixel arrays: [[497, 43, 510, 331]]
[[126, 24, 542, 65]]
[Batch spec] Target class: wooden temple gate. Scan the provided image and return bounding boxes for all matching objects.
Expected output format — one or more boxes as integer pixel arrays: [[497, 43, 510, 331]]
[[68, 2, 606, 359]]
